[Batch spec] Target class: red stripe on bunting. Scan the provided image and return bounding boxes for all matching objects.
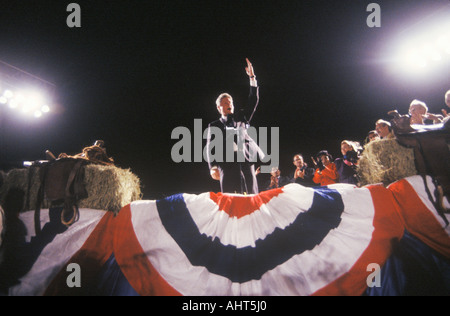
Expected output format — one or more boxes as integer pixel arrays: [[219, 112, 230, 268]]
[[389, 179, 450, 259], [312, 184, 405, 296], [209, 188, 284, 219], [44, 211, 116, 296], [113, 204, 181, 296]]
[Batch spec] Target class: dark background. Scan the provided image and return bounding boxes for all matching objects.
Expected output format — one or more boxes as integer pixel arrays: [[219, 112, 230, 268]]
[[0, 0, 448, 198]]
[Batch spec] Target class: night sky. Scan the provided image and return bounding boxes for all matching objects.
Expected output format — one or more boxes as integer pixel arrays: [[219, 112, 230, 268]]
[[0, 0, 449, 198]]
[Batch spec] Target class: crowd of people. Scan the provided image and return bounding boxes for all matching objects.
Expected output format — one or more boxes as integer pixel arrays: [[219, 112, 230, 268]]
[[256, 89, 450, 192], [206, 59, 448, 195], [256, 140, 361, 191]]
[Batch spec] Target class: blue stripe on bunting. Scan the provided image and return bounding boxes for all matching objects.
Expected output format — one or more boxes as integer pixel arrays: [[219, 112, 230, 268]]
[[90, 254, 139, 296], [364, 230, 450, 296], [156, 187, 344, 283]]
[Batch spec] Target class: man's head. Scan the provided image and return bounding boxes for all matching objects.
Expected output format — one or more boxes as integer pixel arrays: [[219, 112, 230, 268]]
[[216, 93, 234, 117], [292, 154, 305, 168], [270, 166, 281, 177], [375, 119, 392, 138], [409, 99, 428, 124], [445, 90, 450, 108]]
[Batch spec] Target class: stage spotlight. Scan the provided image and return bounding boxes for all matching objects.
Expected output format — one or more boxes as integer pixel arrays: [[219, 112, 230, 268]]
[[0, 59, 56, 121], [391, 6, 450, 79], [0, 88, 52, 118], [8, 99, 18, 109], [14, 93, 25, 105], [421, 44, 442, 62], [27, 92, 44, 106], [21, 103, 31, 114], [3, 90, 13, 99], [430, 51, 442, 62], [400, 50, 427, 73], [436, 35, 448, 48], [397, 34, 448, 74], [431, 54, 441, 62]]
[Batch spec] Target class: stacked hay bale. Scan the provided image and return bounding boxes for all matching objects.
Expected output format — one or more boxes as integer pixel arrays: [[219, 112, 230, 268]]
[[0, 163, 142, 215], [357, 138, 418, 187], [80, 164, 142, 213]]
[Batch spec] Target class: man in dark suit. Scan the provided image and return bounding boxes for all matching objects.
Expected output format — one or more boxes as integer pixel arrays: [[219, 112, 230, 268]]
[[206, 58, 264, 194], [259, 166, 291, 191], [290, 154, 316, 187]]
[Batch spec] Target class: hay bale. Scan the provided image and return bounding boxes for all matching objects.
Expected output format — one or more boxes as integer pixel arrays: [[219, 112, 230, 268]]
[[78, 164, 142, 213], [0, 168, 43, 212], [0, 163, 142, 214], [357, 138, 418, 186]]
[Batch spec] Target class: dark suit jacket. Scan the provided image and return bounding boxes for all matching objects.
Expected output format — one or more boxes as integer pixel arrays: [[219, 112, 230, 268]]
[[289, 166, 316, 187], [263, 175, 291, 191]]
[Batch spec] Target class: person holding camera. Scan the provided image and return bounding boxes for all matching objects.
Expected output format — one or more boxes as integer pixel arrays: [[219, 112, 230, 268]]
[[312, 150, 339, 186], [375, 119, 395, 139], [334, 140, 361, 185], [290, 154, 316, 187]]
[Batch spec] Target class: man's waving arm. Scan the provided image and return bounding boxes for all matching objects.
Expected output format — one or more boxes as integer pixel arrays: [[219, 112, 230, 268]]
[[236, 58, 259, 123]]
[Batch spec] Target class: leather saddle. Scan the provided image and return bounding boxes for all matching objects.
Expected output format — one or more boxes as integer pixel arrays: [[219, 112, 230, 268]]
[[389, 110, 450, 224], [31, 140, 114, 234], [34, 158, 89, 235]]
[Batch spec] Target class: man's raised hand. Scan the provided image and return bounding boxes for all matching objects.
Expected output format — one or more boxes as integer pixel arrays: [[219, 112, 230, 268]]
[[245, 58, 255, 78]]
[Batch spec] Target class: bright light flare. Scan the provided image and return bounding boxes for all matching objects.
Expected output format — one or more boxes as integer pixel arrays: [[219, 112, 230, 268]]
[[399, 48, 428, 73], [27, 92, 44, 107], [396, 21, 450, 75], [446, 46, 450, 55], [8, 99, 18, 109], [436, 35, 449, 49], [41, 104, 50, 113], [3, 90, 13, 99], [0, 88, 51, 119]]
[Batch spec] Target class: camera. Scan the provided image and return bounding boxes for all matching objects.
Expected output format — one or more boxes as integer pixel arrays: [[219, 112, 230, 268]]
[[344, 150, 359, 164]]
